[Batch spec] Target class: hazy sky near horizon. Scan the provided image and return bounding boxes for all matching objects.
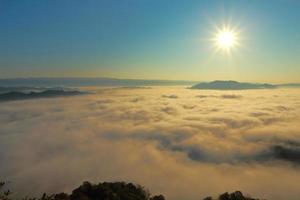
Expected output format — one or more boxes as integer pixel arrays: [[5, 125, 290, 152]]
[[0, 0, 300, 83]]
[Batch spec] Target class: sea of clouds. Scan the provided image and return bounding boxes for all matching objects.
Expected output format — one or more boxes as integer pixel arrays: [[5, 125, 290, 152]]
[[0, 87, 300, 200]]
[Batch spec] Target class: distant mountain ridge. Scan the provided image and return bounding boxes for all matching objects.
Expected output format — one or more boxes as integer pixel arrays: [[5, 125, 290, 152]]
[[278, 83, 300, 88], [0, 78, 299, 88], [0, 77, 197, 87], [191, 80, 277, 90], [0, 86, 68, 94], [0, 89, 85, 102]]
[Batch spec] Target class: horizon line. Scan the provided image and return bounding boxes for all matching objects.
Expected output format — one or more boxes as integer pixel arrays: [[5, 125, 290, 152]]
[[0, 77, 299, 85]]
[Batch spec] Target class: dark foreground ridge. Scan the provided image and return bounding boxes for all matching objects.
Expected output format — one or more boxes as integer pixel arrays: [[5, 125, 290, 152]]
[[191, 80, 277, 90], [0, 181, 265, 200], [0, 89, 85, 102], [203, 191, 264, 200]]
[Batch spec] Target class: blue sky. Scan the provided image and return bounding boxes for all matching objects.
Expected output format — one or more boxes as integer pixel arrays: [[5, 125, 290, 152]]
[[0, 0, 299, 83]]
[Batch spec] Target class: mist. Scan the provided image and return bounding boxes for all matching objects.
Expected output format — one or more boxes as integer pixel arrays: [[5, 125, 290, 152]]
[[0, 87, 300, 200]]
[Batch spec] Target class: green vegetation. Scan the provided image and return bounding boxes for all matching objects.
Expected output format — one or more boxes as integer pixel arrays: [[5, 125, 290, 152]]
[[0, 181, 264, 200]]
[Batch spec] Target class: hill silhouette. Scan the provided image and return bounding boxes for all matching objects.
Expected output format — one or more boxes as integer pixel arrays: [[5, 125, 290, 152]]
[[0, 78, 197, 87], [191, 80, 277, 90], [0, 89, 85, 102], [0, 181, 265, 200], [203, 191, 264, 200]]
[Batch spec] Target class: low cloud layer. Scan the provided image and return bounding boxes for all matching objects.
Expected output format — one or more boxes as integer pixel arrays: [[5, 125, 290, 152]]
[[0, 87, 300, 200]]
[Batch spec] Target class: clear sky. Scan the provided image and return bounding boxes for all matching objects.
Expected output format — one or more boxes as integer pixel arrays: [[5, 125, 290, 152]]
[[0, 0, 299, 83]]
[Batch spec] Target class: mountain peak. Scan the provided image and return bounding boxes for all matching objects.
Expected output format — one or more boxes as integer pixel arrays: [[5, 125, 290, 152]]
[[191, 80, 277, 90]]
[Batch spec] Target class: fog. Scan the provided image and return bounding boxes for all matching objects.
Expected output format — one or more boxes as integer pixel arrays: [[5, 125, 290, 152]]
[[0, 87, 300, 200]]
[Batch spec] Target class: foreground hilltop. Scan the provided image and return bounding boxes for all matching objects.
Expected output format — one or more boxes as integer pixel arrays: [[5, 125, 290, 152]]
[[191, 80, 277, 90], [0, 181, 265, 200], [203, 191, 264, 200]]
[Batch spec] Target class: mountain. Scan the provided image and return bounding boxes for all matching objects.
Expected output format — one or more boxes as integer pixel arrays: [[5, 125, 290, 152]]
[[278, 83, 300, 88], [0, 86, 67, 94], [191, 80, 277, 90], [0, 78, 197, 87], [0, 89, 85, 102]]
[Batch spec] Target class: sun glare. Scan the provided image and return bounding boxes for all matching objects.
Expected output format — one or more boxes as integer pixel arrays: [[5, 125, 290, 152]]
[[217, 31, 234, 48], [213, 26, 239, 53]]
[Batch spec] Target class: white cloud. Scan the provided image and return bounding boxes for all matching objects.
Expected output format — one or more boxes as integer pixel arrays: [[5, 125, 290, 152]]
[[0, 87, 300, 200]]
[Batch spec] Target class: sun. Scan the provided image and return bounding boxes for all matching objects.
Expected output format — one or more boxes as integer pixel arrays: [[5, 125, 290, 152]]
[[217, 31, 235, 48], [213, 26, 239, 52]]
